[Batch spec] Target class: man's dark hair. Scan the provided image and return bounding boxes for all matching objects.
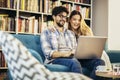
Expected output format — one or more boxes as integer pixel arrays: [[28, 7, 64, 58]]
[[52, 6, 69, 16]]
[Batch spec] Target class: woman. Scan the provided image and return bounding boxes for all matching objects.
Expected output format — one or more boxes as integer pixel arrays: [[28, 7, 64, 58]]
[[68, 10, 112, 79]]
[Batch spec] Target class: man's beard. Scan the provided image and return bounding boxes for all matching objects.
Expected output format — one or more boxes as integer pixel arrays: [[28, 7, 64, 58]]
[[56, 20, 65, 27]]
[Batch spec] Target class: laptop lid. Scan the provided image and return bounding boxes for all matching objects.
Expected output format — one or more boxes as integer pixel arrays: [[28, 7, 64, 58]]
[[74, 36, 107, 59]]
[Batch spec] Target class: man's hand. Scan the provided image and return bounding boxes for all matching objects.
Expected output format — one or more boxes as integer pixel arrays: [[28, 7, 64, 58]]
[[52, 51, 74, 58], [63, 51, 74, 57]]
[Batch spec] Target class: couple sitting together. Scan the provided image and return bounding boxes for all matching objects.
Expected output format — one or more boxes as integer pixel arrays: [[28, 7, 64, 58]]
[[40, 6, 112, 80], [0, 6, 112, 80]]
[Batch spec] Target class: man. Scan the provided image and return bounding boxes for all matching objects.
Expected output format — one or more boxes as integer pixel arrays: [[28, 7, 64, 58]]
[[41, 6, 82, 73]]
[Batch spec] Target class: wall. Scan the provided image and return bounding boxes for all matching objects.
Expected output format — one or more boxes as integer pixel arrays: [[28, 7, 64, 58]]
[[92, 0, 120, 50], [92, 0, 108, 37], [108, 0, 120, 50]]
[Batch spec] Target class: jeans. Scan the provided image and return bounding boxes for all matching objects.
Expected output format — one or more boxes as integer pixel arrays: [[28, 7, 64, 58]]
[[52, 58, 82, 73], [78, 59, 105, 80]]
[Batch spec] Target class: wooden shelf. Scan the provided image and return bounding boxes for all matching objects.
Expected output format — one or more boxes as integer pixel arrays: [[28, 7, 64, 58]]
[[0, 67, 8, 70]]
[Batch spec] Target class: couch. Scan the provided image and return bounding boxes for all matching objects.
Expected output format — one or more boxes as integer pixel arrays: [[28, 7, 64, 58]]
[[12, 34, 91, 75], [12, 34, 120, 77], [0, 31, 92, 80]]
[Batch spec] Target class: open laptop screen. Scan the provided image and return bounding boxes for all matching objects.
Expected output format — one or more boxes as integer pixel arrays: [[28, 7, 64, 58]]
[[74, 36, 107, 59]]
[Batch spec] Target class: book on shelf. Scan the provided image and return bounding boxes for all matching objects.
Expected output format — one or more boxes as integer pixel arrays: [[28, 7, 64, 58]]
[[0, 14, 8, 31], [83, 0, 90, 4], [0, 72, 7, 80], [52, 0, 61, 9], [85, 7, 90, 18], [80, 0, 90, 4], [19, 0, 39, 11], [39, 0, 42, 12], [62, 3, 72, 13], [0, 0, 7, 7], [0, 51, 7, 67], [43, 0, 59, 13], [38, 17, 42, 33], [0, 14, 16, 32], [73, 6, 90, 19], [74, 5, 81, 11], [9, 17, 16, 32], [0, 66, 8, 80], [0, 0, 17, 9], [18, 16, 40, 34], [74, 0, 80, 3]]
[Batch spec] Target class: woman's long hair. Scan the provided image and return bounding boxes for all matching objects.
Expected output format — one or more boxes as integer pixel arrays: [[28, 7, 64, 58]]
[[80, 19, 93, 36]]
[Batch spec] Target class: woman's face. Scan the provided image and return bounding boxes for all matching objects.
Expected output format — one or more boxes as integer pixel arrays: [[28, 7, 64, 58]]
[[70, 14, 81, 30]]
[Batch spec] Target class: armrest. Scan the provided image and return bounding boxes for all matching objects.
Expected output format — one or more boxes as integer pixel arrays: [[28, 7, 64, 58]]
[[106, 50, 120, 63], [28, 49, 44, 64], [28, 49, 70, 72], [104, 42, 120, 63]]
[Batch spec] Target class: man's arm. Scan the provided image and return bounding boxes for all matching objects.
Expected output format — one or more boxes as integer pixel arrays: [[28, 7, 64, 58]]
[[40, 30, 54, 59]]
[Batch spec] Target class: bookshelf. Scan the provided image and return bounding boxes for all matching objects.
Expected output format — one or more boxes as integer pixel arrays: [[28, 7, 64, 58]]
[[0, 0, 92, 34], [0, 0, 92, 78]]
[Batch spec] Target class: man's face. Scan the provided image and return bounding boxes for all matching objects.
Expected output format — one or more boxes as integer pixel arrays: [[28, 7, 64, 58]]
[[54, 12, 67, 27]]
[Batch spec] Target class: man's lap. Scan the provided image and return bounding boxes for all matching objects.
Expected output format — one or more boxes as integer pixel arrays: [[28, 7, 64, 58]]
[[52, 58, 79, 64]]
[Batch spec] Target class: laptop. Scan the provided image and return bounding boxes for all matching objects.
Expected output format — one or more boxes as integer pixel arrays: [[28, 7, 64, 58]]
[[74, 36, 107, 59]]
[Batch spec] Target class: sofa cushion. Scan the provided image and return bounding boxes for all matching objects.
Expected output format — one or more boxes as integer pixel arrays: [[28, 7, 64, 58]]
[[12, 34, 45, 61], [45, 64, 70, 72], [28, 49, 44, 64]]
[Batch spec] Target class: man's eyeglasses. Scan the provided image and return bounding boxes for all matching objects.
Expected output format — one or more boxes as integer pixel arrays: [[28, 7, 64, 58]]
[[57, 14, 67, 19]]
